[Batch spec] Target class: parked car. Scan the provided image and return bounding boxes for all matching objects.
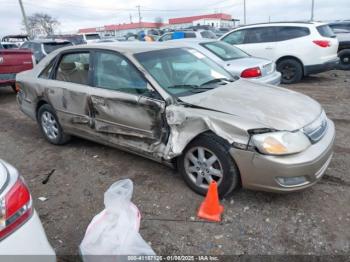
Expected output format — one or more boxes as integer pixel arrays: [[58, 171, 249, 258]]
[[220, 22, 339, 84], [20, 39, 72, 63], [0, 47, 35, 92], [328, 21, 350, 32], [0, 159, 55, 258], [48, 34, 86, 45], [80, 33, 101, 43], [330, 27, 350, 70], [1, 35, 29, 47], [1, 42, 18, 49], [16, 43, 335, 197], [164, 39, 281, 85], [158, 30, 217, 42]]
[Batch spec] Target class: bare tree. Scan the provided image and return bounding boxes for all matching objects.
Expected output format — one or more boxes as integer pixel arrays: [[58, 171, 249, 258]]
[[154, 17, 164, 28], [25, 13, 60, 38]]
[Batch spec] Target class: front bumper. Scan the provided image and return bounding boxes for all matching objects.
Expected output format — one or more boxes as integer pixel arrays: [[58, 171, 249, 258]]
[[304, 58, 340, 75], [230, 119, 335, 193], [251, 71, 281, 86], [0, 211, 56, 259]]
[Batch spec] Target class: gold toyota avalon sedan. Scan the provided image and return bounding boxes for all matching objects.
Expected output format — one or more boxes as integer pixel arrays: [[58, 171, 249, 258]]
[[16, 43, 335, 197]]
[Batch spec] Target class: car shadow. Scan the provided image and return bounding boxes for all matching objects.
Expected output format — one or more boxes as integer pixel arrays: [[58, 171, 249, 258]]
[[0, 86, 16, 102]]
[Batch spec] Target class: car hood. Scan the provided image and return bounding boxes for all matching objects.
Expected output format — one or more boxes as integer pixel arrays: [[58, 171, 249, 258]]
[[180, 79, 322, 131]]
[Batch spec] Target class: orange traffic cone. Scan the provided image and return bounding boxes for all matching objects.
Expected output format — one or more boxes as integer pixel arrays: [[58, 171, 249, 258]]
[[197, 181, 224, 222]]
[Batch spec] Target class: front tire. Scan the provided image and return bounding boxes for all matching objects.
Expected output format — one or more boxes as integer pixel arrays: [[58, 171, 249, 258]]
[[178, 133, 240, 198], [277, 58, 303, 84], [37, 104, 71, 145]]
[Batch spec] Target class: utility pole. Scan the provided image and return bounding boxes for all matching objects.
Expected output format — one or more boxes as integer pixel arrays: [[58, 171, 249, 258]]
[[243, 0, 246, 25], [136, 5, 141, 28], [18, 0, 30, 37], [129, 14, 133, 24], [310, 0, 315, 21]]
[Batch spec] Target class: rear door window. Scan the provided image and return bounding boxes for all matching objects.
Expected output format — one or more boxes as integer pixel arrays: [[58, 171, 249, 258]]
[[55, 52, 90, 85], [275, 26, 310, 41], [243, 27, 276, 43]]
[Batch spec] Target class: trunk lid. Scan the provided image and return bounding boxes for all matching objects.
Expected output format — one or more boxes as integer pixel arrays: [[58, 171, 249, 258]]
[[180, 79, 322, 131], [225, 57, 275, 77]]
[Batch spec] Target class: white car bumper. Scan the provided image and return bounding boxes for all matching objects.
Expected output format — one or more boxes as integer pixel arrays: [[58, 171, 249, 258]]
[[0, 211, 55, 261]]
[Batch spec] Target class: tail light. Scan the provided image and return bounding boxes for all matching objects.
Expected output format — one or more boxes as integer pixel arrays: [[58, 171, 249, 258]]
[[313, 40, 330, 48], [241, 67, 262, 78], [0, 177, 32, 240]]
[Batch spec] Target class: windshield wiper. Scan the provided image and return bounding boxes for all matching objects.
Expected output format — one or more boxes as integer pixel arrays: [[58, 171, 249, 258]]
[[167, 84, 199, 89], [200, 78, 233, 87]]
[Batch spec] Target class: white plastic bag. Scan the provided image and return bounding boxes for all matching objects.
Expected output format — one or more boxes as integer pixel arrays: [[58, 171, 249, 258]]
[[80, 179, 155, 261]]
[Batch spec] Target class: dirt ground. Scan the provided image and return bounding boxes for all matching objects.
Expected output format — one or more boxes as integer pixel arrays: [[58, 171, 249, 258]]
[[0, 70, 349, 258]]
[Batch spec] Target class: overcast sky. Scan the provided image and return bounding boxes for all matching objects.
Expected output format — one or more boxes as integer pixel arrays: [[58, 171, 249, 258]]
[[0, 0, 349, 36]]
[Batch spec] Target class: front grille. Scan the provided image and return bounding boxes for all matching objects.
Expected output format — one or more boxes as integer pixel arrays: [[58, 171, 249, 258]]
[[302, 111, 328, 143]]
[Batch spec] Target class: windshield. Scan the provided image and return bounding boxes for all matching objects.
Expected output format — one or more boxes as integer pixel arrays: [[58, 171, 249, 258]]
[[201, 41, 248, 61], [134, 48, 233, 96], [44, 42, 72, 54]]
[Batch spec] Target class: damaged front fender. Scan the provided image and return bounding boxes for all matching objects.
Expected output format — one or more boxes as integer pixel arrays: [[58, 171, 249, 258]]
[[162, 104, 267, 160]]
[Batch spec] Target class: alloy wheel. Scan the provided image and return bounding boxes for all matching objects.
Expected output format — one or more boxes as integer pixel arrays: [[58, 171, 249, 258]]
[[41, 111, 59, 140], [184, 146, 223, 189]]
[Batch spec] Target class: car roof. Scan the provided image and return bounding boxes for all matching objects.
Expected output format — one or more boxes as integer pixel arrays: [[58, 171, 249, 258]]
[[61, 42, 181, 54], [236, 21, 327, 29]]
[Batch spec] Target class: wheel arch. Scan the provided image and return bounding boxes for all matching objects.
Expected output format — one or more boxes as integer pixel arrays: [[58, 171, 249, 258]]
[[35, 99, 50, 120], [172, 130, 243, 186], [276, 56, 305, 75]]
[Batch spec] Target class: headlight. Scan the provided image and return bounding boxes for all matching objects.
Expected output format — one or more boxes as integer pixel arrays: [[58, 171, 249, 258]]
[[252, 131, 311, 155]]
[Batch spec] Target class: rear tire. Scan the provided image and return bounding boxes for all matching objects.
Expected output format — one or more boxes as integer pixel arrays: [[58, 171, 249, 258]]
[[338, 49, 350, 70], [37, 104, 71, 145], [277, 58, 303, 84], [178, 132, 240, 198]]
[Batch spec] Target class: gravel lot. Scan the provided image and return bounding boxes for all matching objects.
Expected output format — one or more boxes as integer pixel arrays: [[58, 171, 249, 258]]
[[0, 70, 349, 259]]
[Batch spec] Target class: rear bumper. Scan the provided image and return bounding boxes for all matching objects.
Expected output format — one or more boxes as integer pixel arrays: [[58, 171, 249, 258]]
[[252, 71, 281, 86], [0, 211, 56, 259], [304, 58, 340, 75], [0, 73, 16, 87], [230, 119, 335, 193]]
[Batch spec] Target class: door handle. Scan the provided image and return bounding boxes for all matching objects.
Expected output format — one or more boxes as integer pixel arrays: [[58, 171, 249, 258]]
[[265, 47, 273, 50]]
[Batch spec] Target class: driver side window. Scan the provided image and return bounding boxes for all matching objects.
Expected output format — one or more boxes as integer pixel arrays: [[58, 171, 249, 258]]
[[93, 52, 148, 95]]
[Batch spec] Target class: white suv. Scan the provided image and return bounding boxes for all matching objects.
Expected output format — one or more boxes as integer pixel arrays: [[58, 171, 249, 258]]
[[220, 22, 339, 84]]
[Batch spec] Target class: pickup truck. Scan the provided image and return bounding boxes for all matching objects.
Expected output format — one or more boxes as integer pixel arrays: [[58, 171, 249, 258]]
[[0, 45, 34, 92]]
